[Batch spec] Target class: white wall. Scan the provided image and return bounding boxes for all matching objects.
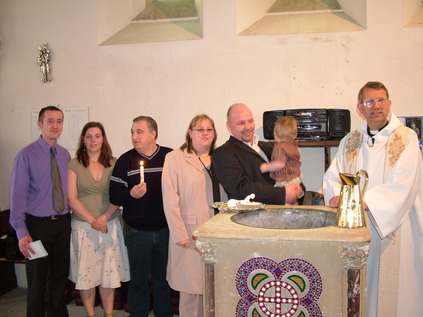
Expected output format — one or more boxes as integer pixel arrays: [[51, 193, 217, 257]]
[[1, 0, 422, 209]]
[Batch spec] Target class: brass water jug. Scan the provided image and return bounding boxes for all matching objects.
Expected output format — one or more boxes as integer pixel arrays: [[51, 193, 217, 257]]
[[336, 169, 369, 228]]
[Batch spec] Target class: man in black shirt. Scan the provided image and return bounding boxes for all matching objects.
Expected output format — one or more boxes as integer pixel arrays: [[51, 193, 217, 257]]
[[110, 116, 173, 317]]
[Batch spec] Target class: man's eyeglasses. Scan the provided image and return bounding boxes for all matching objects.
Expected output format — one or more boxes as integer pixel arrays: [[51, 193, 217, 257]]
[[361, 98, 389, 107], [191, 128, 214, 133]]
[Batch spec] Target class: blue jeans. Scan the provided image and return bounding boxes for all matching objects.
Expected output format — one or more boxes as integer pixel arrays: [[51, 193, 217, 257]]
[[125, 225, 173, 317]]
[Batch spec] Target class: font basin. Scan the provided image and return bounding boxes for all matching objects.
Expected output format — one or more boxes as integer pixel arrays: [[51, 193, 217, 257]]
[[230, 208, 336, 229]]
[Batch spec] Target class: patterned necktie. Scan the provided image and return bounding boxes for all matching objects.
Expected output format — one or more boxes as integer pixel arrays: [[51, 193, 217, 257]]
[[51, 147, 64, 213]]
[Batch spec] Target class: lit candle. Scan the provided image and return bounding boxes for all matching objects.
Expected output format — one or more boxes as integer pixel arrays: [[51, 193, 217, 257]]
[[140, 160, 144, 183]]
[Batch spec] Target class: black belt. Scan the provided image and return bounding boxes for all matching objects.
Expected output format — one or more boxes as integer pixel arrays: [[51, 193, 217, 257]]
[[26, 213, 70, 221]]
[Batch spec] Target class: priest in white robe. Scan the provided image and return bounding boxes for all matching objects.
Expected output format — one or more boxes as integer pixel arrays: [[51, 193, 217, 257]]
[[323, 81, 423, 316]]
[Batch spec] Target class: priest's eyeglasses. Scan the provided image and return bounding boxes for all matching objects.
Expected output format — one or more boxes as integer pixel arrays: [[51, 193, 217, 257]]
[[362, 98, 389, 107]]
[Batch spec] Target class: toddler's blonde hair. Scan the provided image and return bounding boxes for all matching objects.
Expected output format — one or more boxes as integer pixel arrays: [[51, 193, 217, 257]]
[[274, 116, 298, 140]]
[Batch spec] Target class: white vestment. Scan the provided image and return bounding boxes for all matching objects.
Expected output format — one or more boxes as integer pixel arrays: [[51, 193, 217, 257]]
[[323, 112, 423, 316]]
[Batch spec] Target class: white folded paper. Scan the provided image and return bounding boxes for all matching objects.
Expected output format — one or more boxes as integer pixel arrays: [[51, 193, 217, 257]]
[[28, 240, 48, 260]]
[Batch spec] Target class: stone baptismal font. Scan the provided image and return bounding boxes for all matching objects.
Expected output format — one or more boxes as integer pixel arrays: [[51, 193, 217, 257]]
[[194, 205, 371, 317]]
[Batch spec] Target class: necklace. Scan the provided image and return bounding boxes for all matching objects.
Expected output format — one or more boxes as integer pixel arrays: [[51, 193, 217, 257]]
[[198, 157, 213, 176], [90, 160, 98, 164], [198, 157, 221, 212]]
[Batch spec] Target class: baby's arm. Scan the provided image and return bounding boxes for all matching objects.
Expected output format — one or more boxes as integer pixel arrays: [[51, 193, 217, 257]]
[[260, 161, 285, 173]]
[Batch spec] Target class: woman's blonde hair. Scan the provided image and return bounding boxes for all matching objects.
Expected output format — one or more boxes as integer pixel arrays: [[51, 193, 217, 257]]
[[180, 114, 217, 154]]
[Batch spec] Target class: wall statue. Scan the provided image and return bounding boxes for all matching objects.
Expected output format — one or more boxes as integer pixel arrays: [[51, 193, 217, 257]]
[[37, 43, 52, 83]]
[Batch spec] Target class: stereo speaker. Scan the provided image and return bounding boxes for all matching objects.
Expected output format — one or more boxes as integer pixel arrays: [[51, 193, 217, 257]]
[[328, 109, 351, 139], [263, 110, 285, 140]]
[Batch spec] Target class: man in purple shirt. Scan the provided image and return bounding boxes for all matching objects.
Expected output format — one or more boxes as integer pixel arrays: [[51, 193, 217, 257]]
[[9, 106, 71, 317]]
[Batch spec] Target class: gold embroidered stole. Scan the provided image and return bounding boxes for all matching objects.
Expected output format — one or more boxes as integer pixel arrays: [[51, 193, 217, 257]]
[[343, 125, 409, 181]]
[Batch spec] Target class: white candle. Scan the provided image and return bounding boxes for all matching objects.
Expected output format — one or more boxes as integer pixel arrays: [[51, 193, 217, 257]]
[[140, 160, 144, 183]]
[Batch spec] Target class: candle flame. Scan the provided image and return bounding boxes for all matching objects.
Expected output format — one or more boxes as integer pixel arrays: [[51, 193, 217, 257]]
[[140, 161, 143, 167]]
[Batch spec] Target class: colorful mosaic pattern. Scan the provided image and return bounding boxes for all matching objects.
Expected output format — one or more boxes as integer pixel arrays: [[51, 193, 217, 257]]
[[235, 257, 322, 317]]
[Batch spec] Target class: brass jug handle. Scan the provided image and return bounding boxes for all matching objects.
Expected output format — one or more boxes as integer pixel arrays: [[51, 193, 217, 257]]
[[356, 169, 369, 199]]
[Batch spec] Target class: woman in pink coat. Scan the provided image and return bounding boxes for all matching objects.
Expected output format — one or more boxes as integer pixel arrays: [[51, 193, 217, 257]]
[[162, 114, 227, 317]]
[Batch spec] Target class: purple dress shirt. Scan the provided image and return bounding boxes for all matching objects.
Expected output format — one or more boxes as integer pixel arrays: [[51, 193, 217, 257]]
[[9, 137, 71, 239]]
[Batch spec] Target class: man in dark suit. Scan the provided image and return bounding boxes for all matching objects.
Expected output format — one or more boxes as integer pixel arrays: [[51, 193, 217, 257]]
[[212, 103, 303, 204]]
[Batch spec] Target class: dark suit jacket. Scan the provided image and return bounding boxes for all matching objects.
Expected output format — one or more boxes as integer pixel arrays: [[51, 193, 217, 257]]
[[212, 136, 287, 204]]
